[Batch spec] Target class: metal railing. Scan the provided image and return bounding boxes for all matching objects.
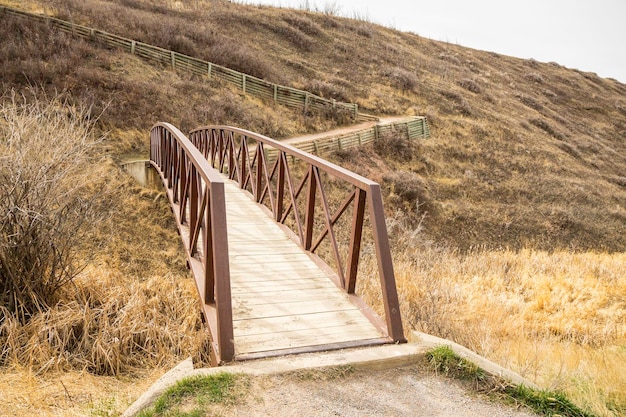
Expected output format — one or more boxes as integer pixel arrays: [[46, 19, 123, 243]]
[[150, 123, 234, 364], [189, 125, 406, 343]]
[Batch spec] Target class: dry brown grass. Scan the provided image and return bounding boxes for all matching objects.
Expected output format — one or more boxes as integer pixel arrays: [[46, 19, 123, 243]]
[[354, 221, 626, 416]]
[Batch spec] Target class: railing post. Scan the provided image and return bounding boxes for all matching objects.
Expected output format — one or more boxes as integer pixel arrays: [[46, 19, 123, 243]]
[[228, 131, 236, 181], [209, 181, 234, 362], [276, 153, 285, 221], [368, 184, 406, 342], [204, 190, 215, 303], [240, 137, 247, 189], [189, 167, 199, 253], [255, 144, 263, 202], [345, 189, 366, 293], [304, 166, 317, 250]]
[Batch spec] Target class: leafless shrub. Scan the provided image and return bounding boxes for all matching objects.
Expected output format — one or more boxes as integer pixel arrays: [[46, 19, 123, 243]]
[[438, 52, 461, 65], [439, 90, 472, 116], [208, 43, 275, 80], [542, 89, 558, 100], [526, 72, 544, 84], [0, 91, 111, 322], [457, 78, 481, 94], [382, 67, 418, 92], [266, 22, 314, 51], [374, 128, 412, 161], [322, 1, 341, 16], [382, 171, 435, 217], [355, 24, 374, 38], [283, 15, 322, 36], [529, 118, 565, 140], [516, 93, 543, 111], [304, 79, 349, 102], [526, 58, 539, 68]]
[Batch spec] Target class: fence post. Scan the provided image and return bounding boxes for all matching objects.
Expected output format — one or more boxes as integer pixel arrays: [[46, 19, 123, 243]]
[[131, 40, 136, 55], [304, 93, 310, 115], [242, 74, 247, 94], [171, 51, 176, 70], [273, 85, 278, 103]]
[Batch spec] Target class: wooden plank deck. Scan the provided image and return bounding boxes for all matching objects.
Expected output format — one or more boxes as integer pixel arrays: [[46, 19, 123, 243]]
[[222, 180, 387, 359]]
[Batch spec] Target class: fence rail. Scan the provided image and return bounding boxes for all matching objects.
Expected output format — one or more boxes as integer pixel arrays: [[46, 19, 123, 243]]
[[1, 5, 360, 120], [293, 117, 430, 156], [189, 125, 406, 343]]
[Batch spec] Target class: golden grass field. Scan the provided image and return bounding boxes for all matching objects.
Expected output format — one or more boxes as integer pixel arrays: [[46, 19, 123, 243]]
[[0, 0, 625, 416]]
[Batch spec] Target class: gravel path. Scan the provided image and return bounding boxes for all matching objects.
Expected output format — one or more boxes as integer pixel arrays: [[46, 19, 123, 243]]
[[219, 365, 538, 417]]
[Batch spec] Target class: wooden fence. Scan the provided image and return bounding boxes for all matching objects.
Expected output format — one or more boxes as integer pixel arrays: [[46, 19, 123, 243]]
[[1, 5, 359, 120], [293, 117, 430, 156], [2, 5, 431, 142]]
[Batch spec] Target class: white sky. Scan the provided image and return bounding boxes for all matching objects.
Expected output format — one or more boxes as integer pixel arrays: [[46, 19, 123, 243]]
[[236, 0, 626, 83]]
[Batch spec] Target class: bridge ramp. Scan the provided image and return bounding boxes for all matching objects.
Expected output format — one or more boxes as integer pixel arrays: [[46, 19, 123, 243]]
[[223, 181, 386, 359]]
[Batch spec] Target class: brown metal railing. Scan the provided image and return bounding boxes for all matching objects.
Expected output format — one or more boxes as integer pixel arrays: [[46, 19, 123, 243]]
[[189, 126, 406, 343], [150, 123, 234, 364]]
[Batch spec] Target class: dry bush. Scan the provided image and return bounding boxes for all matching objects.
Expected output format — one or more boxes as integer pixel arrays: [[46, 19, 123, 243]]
[[381, 67, 418, 92], [383, 172, 434, 217], [529, 117, 566, 140], [516, 93, 543, 111], [0, 163, 208, 376], [283, 14, 322, 37], [371, 127, 413, 162], [526, 72, 544, 84], [198, 42, 274, 81], [458, 78, 482, 94], [265, 21, 315, 51], [0, 269, 206, 375], [0, 91, 112, 322], [303, 79, 350, 102]]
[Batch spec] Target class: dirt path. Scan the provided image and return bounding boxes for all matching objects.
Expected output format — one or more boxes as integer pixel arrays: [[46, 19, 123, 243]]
[[206, 365, 538, 417], [283, 116, 414, 145]]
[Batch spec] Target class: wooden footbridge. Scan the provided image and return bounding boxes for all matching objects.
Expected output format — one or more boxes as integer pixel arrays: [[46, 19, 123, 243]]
[[150, 122, 406, 365]]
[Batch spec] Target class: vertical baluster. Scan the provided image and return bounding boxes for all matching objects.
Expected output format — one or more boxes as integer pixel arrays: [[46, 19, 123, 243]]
[[346, 188, 366, 293], [304, 165, 317, 249]]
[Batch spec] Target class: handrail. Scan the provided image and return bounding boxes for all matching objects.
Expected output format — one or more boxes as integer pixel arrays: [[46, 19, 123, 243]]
[[189, 125, 406, 343], [150, 123, 234, 364]]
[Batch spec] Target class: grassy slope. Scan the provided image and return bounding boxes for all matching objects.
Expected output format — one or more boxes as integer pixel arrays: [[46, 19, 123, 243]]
[[3, 0, 625, 252]]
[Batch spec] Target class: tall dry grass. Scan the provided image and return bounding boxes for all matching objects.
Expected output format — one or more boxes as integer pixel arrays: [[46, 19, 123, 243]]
[[356, 216, 625, 416]]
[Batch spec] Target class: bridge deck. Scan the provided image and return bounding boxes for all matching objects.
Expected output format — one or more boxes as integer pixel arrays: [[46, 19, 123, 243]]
[[222, 180, 387, 359]]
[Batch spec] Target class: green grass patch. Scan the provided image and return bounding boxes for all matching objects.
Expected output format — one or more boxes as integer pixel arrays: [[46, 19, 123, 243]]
[[137, 373, 246, 417], [425, 345, 486, 381], [504, 385, 596, 417], [425, 346, 596, 417]]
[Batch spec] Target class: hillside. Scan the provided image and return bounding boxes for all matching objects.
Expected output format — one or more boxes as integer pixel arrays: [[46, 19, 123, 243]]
[[3, 0, 625, 252], [1, 1, 625, 416]]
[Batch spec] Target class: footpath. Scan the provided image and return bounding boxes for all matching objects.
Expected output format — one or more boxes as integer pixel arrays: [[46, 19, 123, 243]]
[[122, 331, 539, 417]]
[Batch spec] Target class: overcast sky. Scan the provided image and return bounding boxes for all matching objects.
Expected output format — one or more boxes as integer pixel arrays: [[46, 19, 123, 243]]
[[236, 0, 626, 83]]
